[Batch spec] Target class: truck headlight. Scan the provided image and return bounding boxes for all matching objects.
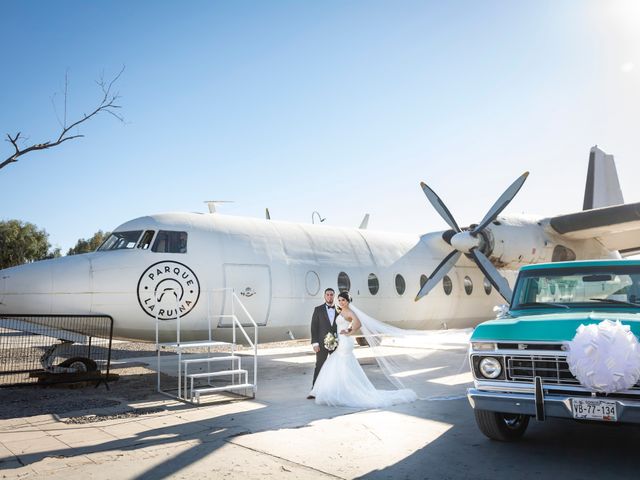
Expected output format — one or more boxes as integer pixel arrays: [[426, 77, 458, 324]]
[[479, 357, 502, 379]]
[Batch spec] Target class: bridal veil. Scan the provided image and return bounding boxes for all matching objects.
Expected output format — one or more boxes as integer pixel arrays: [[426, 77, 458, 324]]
[[349, 304, 471, 399]]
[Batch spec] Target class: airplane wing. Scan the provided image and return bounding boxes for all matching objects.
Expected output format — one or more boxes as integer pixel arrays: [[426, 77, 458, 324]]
[[548, 201, 640, 256], [0, 318, 88, 342]]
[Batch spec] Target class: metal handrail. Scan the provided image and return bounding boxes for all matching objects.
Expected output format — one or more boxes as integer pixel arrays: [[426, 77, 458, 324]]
[[230, 313, 255, 348], [233, 291, 259, 394], [155, 287, 259, 400], [231, 292, 258, 346], [155, 294, 181, 396], [207, 288, 259, 396]]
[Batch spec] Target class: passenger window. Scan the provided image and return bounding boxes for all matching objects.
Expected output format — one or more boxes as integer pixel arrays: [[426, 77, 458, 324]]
[[152, 231, 188, 253], [442, 275, 453, 295], [368, 273, 379, 295], [138, 230, 155, 250], [337, 272, 351, 292], [464, 276, 473, 295], [305, 271, 321, 296], [395, 274, 406, 295]]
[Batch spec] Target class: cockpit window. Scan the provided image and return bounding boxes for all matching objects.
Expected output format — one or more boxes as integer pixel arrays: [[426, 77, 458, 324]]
[[137, 230, 155, 250], [152, 231, 188, 253], [98, 231, 143, 251]]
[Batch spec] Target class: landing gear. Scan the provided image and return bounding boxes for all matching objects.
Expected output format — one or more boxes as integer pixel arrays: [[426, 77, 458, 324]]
[[40, 341, 98, 373], [474, 409, 530, 441], [58, 357, 98, 373]]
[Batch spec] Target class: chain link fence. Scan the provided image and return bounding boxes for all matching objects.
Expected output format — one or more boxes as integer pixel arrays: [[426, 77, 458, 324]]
[[0, 315, 113, 387]]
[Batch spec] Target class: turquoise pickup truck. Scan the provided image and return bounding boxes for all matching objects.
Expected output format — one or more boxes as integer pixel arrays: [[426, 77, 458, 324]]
[[468, 259, 640, 441]]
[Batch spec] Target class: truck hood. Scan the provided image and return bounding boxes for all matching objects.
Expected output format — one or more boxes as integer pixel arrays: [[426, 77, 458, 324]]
[[471, 311, 640, 342]]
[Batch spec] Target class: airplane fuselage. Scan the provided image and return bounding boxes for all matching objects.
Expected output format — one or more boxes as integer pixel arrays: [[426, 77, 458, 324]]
[[0, 212, 617, 343]]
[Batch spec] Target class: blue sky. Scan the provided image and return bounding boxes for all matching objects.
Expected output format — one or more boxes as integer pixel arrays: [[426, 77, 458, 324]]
[[2, 1, 640, 252]]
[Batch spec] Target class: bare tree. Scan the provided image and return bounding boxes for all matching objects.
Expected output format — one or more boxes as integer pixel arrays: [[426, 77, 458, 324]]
[[1, 67, 125, 171]]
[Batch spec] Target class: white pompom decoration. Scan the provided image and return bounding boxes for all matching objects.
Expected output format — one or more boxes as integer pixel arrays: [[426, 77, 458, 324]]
[[566, 319, 640, 394]]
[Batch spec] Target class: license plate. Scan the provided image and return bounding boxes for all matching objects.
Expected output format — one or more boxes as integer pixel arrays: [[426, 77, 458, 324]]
[[571, 398, 617, 422]]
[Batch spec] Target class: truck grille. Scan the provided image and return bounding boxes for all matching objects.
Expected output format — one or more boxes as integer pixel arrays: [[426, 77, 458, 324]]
[[506, 354, 640, 390], [506, 355, 578, 385]]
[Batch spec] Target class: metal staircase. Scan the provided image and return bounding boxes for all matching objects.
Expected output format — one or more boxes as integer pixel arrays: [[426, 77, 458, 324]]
[[155, 289, 258, 404]]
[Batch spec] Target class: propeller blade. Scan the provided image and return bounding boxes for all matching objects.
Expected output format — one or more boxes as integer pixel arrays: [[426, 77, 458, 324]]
[[420, 182, 461, 233], [472, 172, 529, 234], [415, 250, 462, 301], [469, 249, 513, 302]]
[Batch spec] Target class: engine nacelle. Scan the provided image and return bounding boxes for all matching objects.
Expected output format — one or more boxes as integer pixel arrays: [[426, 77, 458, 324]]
[[481, 215, 558, 269], [481, 214, 619, 270]]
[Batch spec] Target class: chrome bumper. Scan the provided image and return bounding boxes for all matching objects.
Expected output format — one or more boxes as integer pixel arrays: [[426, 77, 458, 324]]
[[467, 388, 640, 423]]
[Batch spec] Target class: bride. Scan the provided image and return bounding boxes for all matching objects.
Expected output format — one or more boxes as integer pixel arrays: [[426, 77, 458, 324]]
[[310, 291, 418, 407]]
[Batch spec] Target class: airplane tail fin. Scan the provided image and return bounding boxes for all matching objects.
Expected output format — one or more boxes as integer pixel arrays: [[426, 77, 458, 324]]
[[359, 213, 370, 229], [582, 146, 624, 210]]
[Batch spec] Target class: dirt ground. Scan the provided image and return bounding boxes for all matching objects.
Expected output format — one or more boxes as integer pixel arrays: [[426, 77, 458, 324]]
[[0, 339, 309, 420]]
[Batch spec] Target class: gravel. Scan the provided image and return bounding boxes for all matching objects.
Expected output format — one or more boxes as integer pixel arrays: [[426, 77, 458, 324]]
[[0, 339, 309, 420], [0, 365, 162, 420], [63, 406, 166, 424]]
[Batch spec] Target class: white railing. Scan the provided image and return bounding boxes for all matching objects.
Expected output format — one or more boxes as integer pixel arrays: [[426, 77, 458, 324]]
[[155, 288, 258, 402], [206, 288, 259, 395], [155, 292, 182, 395]]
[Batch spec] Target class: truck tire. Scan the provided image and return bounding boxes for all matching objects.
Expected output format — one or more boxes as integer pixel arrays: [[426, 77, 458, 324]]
[[474, 409, 529, 441]]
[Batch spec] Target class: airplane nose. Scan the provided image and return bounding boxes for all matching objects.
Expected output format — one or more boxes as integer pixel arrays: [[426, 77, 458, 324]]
[[0, 261, 54, 313], [0, 272, 6, 304], [0, 255, 92, 315]]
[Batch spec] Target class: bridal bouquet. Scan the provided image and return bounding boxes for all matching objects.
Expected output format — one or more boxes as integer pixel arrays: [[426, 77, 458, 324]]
[[324, 332, 338, 352]]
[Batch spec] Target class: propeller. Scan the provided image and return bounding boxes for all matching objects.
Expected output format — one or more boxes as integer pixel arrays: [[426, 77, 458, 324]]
[[415, 172, 529, 303]]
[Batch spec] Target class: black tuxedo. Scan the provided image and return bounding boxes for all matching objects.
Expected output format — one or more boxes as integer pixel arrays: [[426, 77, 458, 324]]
[[310, 303, 338, 386]]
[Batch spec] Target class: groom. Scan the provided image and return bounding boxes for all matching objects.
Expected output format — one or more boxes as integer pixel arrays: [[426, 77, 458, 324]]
[[308, 287, 338, 399]]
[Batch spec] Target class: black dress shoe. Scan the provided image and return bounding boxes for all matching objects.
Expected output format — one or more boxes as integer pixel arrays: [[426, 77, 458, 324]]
[[307, 395, 315, 399]]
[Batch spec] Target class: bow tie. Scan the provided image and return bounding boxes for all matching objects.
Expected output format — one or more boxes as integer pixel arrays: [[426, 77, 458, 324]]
[[326, 305, 335, 309]]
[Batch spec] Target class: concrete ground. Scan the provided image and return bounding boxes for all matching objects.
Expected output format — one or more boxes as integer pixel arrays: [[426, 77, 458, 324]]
[[1, 336, 640, 479]]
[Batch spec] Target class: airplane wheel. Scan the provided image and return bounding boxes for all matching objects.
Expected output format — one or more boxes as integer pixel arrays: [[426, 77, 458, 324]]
[[474, 409, 529, 441], [59, 357, 98, 373]]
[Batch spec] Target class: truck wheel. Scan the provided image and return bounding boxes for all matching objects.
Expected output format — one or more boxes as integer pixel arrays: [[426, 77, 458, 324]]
[[474, 409, 529, 441]]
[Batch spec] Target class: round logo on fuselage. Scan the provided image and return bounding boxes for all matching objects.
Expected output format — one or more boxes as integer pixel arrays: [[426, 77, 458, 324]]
[[137, 261, 200, 320]]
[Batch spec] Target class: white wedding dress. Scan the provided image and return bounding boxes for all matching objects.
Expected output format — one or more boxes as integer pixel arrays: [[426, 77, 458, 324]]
[[310, 314, 418, 408]]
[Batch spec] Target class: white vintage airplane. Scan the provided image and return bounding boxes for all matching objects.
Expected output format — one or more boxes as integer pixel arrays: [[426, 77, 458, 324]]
[[1, 146, 640, 343]]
